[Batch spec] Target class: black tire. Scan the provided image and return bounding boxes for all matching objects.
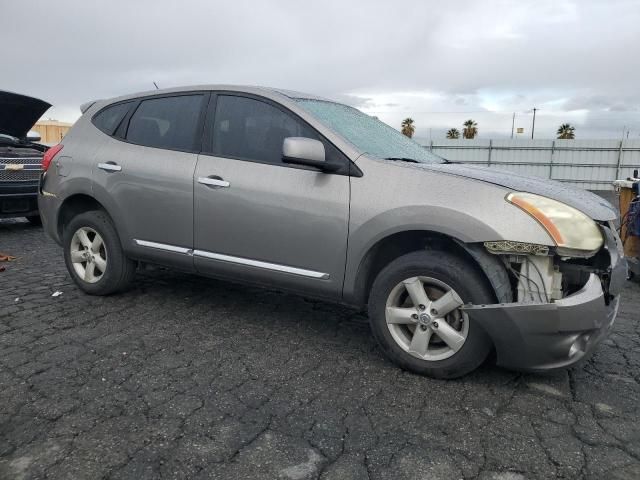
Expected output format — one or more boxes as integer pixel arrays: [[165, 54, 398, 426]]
[[26, 215, 42, 225], [63, 210, 136, 295], [368, 250, 495, 379]]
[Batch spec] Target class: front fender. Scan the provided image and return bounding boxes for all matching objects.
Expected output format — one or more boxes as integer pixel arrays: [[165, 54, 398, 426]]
[[342, 206, 502, 303]]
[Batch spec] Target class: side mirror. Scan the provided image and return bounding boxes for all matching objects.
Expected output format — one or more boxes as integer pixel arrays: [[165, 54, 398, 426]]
[[282, 137, 338, 172], [25, 130, 41, 142]]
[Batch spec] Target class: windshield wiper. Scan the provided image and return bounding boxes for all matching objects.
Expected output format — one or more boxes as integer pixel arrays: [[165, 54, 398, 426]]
[[384, 157, 420, 163]]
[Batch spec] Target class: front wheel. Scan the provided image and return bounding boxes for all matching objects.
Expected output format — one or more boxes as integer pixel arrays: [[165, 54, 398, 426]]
[[368, 250, 495, 379], [63, 210, 136, 295]]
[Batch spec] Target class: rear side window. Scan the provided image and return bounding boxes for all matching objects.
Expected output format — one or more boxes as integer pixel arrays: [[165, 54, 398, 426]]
[[212, 95, 318, 164], [126, 95, 204, 151], [92, 102, 132, 135]]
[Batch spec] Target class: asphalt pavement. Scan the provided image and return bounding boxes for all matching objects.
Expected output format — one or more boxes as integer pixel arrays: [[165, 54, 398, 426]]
[[1, 219, 639, 479]]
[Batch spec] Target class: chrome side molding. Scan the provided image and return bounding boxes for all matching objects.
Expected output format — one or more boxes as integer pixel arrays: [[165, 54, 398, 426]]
[[193, 250, 330, 279], [134, 239, 192, 254], [133, 239, 330, 279]]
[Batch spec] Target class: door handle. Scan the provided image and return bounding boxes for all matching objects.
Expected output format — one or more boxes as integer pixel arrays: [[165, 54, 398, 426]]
[[98, 162, 122, 172], [198, 176, 230, 188]]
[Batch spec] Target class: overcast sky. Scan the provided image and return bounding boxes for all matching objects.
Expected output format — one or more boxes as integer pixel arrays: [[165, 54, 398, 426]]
[[3, 0, 639, 139]]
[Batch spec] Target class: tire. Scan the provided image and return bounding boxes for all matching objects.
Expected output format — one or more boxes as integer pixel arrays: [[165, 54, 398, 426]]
[[368, 250, 495, 379], [26, 215, 42, 225], [63, 210, 136, 295]]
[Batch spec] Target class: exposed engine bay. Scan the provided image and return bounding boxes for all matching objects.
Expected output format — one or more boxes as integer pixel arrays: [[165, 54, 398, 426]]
[[482, 225, 618, 306]]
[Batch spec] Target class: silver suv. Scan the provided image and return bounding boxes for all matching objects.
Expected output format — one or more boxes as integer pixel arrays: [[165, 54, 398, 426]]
[[39, 85, 626, 378]]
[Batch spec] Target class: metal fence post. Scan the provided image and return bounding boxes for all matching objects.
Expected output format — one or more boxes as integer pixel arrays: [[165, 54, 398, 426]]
[[615, 140, 624, 180], [549, 140, 555, 179], [487, 140, 492, 167]]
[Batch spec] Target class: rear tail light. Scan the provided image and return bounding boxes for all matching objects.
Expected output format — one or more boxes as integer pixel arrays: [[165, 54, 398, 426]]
[[42, 144, 63, 171]]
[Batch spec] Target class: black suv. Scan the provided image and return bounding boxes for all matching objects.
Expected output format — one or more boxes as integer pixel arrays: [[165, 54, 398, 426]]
[[0, 91, 51, 223]]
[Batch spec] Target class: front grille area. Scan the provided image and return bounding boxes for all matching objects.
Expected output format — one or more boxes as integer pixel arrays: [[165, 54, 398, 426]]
[[0, 156, 42, 165], [0, 169, 41, 182], [0, 157, 42, 183]]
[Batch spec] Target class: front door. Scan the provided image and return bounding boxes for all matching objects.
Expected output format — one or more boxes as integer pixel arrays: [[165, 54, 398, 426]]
[[193, 94, 350, 298]]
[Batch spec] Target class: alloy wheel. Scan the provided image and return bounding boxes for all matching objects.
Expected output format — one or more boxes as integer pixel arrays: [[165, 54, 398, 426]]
[[385, 276, 469, 361], [69, 227, 107, 283]]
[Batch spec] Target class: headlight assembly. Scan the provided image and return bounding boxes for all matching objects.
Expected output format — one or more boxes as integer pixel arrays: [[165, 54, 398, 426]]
[[506, 192, 603, 256]]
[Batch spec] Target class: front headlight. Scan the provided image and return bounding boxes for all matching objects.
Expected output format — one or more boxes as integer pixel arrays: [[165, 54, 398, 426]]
[[506, 192, 603, 256]]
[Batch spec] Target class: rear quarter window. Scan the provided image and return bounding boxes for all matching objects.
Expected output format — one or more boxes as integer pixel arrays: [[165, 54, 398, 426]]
[[125, 95, 204, 151], [92, 102, 133, 135]]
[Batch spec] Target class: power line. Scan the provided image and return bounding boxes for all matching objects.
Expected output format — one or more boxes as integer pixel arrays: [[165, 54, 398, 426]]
[[365, 110, 497, 114], [364, 110, 639, 117]]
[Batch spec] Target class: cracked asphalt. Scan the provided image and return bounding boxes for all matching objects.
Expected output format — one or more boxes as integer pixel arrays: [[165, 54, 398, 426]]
[[1, 218, 640, 480]]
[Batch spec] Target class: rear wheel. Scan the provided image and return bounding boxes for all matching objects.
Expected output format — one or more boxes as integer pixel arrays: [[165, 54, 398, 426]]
[[63, 210, 136, 295], [368, 250, 494, 379]]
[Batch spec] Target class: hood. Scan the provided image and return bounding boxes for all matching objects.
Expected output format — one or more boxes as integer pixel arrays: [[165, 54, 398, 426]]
[[418, 162, 618, 221], [0, 91, 51, 139]]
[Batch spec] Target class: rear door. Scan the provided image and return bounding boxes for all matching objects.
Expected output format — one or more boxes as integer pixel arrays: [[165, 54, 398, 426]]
[[193, 93, 351, 298], [92, 93, 207, 270]]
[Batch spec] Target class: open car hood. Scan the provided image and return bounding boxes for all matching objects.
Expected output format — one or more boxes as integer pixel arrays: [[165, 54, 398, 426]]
[[0, 90, 51, 139], [420, 162, 618, 221]]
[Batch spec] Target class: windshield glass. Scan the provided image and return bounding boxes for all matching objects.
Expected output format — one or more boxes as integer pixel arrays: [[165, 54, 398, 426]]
[[295, 99, 443, 163]]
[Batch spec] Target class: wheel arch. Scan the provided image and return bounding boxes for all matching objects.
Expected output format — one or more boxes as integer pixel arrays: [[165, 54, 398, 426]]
[[57, 193, 115, 240], [346, 229, 512, 308]]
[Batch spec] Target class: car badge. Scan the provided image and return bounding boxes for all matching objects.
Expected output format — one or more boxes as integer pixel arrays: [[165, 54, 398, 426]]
[[4, 164, 25, 171]]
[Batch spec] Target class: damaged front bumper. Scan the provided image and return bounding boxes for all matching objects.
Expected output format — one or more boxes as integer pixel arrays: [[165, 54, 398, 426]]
[[463, 226, 627, 371]]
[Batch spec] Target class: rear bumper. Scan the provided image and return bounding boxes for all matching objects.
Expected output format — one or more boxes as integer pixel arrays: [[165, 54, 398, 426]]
[[464, 226, 627, 371], [37, 188, 63, 245]]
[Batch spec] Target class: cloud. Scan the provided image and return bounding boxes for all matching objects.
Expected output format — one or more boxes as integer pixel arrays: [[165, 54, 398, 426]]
[[2, 0, 638, 138], [563, 95, 640, 112]]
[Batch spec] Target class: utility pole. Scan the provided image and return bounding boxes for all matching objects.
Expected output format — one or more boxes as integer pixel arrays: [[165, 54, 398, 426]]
[[511, 112, 515, 139], [531, 108, 537, 139]]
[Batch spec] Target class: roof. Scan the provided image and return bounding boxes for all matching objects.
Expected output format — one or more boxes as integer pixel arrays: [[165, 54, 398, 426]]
[[265, 87, 331, 101], [93, 85, 333, 108]]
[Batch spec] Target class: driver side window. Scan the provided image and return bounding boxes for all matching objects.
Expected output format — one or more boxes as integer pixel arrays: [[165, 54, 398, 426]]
[[211, 95, 319, 165]]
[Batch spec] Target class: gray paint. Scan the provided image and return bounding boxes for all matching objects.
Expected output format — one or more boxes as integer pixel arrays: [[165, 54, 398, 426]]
[[465, 275, 618, 370], [41, 84, 608, 302], [282, 137, 326, 163], [38, 84, 625, 371], [422, 162, 618, 221], [193, 153, 348, 297]]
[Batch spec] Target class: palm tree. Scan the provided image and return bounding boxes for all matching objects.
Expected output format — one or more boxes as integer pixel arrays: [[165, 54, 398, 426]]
[[556, 123, 575, 139], [446, 128, 460, 139], [401, 118, 415, 138], [463, 119, 478, 139]]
